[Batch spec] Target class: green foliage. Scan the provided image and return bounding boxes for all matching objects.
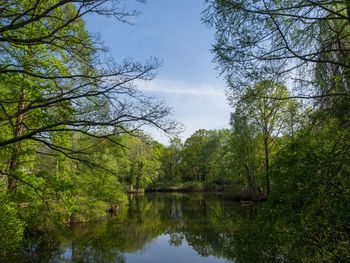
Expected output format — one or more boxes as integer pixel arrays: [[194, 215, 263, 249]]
[[155, 129, 235, 189], [2, 0, 350, 261], [204, 1, 350, 261], [126, 136, 162, 188], [0, 193, 25, 260], [158, 137, 183, 183], [228, 80, 294, 195], [230, 113, 350, 262], [0, 0, 174, 258]]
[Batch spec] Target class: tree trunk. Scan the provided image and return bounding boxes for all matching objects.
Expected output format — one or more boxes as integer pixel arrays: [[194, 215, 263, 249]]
[[242, 154, 256, 195], [7, 92, 26, 193], [264, 136, 270, 195]]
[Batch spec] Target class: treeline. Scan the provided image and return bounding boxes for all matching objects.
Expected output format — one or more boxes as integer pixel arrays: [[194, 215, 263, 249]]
[[157, 81, 301, 199], [158, 129, 231, 185]]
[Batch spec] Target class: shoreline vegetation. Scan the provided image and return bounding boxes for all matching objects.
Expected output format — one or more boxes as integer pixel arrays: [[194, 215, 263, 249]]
[[41, 187, 264, 226], [51, 182, 266, 225], [137, 182, 267, 202], [68, 183, 266, 224]]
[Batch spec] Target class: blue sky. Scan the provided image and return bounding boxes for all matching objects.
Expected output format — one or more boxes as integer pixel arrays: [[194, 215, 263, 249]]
[[85, 0, 230, 144]]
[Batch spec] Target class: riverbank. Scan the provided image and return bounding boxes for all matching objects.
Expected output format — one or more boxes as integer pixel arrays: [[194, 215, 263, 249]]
[[62, 183, 266, 225], [146, 182, 266, 201], [146, 182, 223, 192]]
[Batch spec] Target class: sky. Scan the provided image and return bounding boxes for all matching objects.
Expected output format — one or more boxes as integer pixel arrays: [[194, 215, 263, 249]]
[[85, 0, 231, 144]]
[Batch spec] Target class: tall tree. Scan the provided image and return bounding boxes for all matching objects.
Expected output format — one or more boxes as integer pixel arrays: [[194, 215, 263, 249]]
[[182, 130, 213, 182], [202, 0, 350, 100], [230, 112, 262, 196], [159, 138, 183, 183], [243, 81, 289, 194], [127, 137, 161, 189], [231, 80, 291, 195], [0, 0, 178, 192]]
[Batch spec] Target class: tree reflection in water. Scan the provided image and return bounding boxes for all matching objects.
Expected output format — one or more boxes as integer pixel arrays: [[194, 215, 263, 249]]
[[23, 193, 258, 263]]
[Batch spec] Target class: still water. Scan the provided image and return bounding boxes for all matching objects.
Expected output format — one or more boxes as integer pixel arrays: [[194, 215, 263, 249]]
[[25, 193, 256, 263]]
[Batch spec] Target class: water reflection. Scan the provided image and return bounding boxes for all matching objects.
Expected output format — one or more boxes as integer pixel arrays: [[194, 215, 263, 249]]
[[24, 193, 257, 263]]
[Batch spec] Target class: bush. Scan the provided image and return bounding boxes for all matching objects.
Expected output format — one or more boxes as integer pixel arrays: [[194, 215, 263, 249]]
[[0, 194, 26, 260]]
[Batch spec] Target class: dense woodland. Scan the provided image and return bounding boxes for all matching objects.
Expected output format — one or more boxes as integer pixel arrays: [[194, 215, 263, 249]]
[[1, 0, 350, 262]]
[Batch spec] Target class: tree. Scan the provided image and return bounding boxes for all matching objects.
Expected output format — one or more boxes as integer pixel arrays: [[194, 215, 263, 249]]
[[127, 137, 162, 189], [202, 0, 350, 99], [181, 129, 228, 183], [203, 1, 350, 259], [0, 0, 178, 193], [242, 81, 290, 194], [205, 129, 232, 184], [181, 130, 213, 182], [231, 80, 291, 195], [159, 137, 183, 183], [230, 111, 263, 196]]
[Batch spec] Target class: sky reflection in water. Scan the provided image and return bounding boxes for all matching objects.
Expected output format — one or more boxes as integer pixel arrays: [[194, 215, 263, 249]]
[[26, 193, 254, 262]]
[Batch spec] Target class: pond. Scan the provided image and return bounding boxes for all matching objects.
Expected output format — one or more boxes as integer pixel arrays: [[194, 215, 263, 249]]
[[24, 192, 257, 263]]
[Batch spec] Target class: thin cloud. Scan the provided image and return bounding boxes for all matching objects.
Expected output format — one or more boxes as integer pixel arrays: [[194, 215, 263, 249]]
[[135, 78, 230, 144], [138, 79, 226, 97]]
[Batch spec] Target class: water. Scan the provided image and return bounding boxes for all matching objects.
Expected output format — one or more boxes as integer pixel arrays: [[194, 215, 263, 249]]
[[24, 192, 256, 263]]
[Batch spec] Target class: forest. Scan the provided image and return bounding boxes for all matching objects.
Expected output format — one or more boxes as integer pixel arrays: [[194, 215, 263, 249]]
[[1, 0, 350, 262]]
